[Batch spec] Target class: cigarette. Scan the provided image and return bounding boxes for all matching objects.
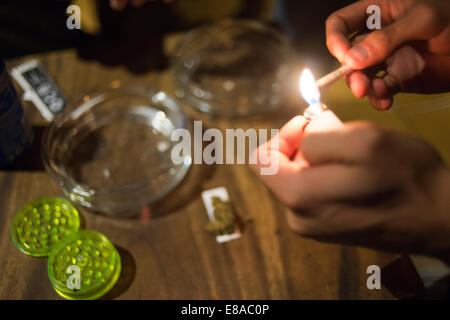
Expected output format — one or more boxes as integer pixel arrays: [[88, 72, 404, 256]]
[[316, 65, 354, 89]]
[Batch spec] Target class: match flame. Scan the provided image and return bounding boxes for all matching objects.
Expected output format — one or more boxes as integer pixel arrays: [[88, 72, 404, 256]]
[[299, 69, 320, 105]]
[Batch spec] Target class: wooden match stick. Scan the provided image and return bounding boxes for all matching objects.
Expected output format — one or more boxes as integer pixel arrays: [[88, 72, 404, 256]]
[[316, 65, 354, 89]]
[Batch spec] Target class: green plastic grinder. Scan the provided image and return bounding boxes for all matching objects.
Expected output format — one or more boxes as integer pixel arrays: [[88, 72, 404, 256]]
[[11, 197, 80, 257], [47, 230, 122, 300]]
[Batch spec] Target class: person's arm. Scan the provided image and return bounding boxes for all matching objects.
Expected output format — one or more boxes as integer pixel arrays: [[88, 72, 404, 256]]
[[326, 0, 450, 110], [250, 117, 450, 264]]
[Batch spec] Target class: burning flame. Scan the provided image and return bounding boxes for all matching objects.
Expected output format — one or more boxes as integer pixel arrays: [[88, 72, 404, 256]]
[[299, 69, 320, 105]]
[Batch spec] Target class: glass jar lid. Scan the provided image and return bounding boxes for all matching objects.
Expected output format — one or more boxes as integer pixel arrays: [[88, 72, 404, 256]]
[[11, 197, 80, 257]]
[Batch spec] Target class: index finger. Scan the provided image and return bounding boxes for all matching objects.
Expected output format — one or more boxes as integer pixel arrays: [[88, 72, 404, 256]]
[[326, 0, 381, 62], [249, 116, 309, 206], [256, 115, 308, 159], [249, 116, 308, 177]]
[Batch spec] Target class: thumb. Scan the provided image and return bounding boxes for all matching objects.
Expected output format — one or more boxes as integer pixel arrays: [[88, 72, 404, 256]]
[[343, 3, 440, 69]]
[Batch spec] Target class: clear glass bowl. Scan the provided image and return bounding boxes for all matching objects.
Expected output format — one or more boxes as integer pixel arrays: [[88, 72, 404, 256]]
[[42, 86, 191, 217], [172, 19, 292, 117]]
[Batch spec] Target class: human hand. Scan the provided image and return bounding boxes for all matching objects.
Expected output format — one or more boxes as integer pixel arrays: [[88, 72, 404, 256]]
[[326, 0, 450, 110], [250, 116, 450, 263]]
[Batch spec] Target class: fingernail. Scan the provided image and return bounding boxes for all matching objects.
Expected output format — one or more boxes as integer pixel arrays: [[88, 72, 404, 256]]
[[378, 98, 393, 110], [347, 45, 368, 63]]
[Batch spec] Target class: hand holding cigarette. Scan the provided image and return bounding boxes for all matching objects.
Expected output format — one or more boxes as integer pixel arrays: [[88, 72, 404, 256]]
[[250, 0, 450, 267], [325, 0, 450, 110]]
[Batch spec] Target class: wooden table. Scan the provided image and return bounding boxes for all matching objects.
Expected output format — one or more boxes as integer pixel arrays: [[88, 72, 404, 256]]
[[0, 46, 397, 300]]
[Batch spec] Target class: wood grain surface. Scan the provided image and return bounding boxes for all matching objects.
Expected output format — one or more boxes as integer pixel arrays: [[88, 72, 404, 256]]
[[0, 49, 397, 299]]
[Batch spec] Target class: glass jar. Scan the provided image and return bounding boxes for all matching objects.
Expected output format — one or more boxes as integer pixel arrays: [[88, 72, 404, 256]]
[[172, 19, 292, 117]]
